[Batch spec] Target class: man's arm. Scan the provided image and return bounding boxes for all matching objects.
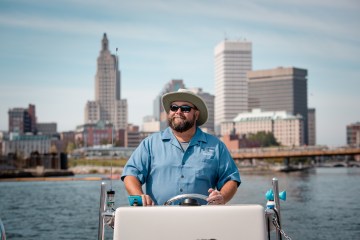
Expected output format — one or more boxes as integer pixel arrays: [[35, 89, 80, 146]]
[[219, 180, 238, 203], [123, 175, 154, 206], [207, 180, 239, 204]]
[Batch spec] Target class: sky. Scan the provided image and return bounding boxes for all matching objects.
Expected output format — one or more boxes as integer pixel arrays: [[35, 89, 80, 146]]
[[0, 0, 359, 147]]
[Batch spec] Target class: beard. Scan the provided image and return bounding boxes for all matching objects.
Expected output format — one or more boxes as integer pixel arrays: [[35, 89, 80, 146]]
[[168, 115, 196, 133]]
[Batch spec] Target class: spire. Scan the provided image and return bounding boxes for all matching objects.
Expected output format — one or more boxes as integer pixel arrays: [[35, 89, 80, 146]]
[[102, 33, 108, 51]]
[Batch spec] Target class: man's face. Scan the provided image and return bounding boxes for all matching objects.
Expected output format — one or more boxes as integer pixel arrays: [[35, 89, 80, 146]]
[[167, 101, 199, 133]]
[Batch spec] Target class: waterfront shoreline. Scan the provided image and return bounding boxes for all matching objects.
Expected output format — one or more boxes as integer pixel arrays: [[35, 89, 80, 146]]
[[0, 176, 105, 182], [0, 165, 124, 182], [0, 165, 316, 182], [0, 168, 74, 179]]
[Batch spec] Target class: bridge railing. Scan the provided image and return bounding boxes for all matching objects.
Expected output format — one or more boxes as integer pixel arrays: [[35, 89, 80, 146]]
[[230, 145, 330, 154]]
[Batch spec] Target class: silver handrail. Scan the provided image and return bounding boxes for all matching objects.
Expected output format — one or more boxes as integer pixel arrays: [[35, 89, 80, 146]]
[[98, 182, 116, 240], [98, 182, 107, 240], [272, 178, 282, 240]]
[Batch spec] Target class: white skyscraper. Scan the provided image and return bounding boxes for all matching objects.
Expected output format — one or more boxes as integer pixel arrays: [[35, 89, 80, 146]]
[[85, 33, 128, 130], [214, 40, 252, 134]]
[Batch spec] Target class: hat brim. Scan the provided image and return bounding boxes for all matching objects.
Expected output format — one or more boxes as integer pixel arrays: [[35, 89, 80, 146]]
[[162, 91, 208, 126]]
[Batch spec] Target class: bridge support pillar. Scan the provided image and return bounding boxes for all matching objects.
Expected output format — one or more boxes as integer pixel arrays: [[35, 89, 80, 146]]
[[283, 157, 290, 167]]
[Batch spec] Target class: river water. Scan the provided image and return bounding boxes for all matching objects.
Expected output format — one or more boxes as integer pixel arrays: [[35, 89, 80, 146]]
[[1, 167, 360, 240]]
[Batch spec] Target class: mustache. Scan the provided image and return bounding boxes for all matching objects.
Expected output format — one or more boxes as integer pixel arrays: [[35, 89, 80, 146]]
[[172, 115, 186, 120]]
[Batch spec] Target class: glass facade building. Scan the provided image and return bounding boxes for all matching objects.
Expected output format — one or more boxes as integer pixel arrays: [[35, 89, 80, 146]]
[[247, 67, 309, 145]]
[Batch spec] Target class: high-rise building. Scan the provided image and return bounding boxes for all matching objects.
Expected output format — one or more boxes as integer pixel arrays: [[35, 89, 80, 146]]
[[307, 108, 316, 146], [8, 104, 36, 134], [188, 88, 215, 134], [36, 123, 57, 135], [247, 67, 310, 145], [85, 33, 128, 130], [214, 40, 252, 135], [347, 122, 360, 146]]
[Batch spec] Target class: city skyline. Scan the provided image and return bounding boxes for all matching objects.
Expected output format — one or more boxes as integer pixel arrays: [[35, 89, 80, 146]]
[[0, 0, 359, 147]]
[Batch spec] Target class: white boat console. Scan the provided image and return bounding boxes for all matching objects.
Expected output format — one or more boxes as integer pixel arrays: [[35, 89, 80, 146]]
[[98, 178, 290, 240], [113, 204, 266, 240]]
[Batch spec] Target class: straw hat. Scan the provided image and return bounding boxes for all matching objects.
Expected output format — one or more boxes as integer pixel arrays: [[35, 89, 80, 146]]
[[162, 89, 208, 126]]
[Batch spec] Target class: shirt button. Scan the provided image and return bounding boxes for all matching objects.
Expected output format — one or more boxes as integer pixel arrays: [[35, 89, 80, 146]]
[[181, 175, 184, 178], [180, 188, 183, 192]]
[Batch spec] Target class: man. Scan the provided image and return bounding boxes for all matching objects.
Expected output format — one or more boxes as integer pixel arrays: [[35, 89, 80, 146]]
[[121, 89, 241, 205]]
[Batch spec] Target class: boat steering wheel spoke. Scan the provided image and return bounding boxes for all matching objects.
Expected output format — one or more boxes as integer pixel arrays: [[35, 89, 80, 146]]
[[163, 193, 208, 206]]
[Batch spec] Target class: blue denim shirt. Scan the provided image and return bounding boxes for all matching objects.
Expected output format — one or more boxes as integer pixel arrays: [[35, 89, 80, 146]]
[[121, 127, 241, 205]]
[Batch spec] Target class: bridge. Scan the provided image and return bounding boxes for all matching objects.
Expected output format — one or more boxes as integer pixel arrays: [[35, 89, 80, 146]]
[[317, 160, 360, 167], [231, 146, 360, 162], [230, 146, 360, 170]]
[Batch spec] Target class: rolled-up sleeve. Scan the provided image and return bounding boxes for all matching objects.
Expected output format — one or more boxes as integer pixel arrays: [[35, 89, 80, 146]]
[[216, 141, 241, 190], [121, 140, 150, 184]]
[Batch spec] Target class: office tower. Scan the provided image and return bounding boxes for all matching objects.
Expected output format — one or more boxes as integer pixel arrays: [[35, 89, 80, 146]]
[[214, 40, 252, 135], [85, 33, 128, 130], [247, 67, 309, 145], [347, 122, 360, 146], [36, 122, 57, 135], [188, 88, 215, 134], [27, 104, 36, 133], [307, 108, 316, 146], [8, 104, 36, 134]]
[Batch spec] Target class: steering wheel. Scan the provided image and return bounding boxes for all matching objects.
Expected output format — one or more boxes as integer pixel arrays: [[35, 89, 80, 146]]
[[163, 193, 208, 206]]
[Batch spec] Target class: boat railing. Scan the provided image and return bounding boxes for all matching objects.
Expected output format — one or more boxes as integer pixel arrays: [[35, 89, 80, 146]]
[[98, 177, 292, 240], [98, 182, 115, 240]]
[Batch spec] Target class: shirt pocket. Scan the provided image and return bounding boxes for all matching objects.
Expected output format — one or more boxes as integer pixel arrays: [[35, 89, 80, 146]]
[[196, 158, 217, 181]]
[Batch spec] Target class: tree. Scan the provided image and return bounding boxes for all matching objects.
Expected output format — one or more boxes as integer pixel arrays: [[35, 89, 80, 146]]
[[66, 142, 75, 154], [248, 131, 280, 147], [100, 138, 110, 145]]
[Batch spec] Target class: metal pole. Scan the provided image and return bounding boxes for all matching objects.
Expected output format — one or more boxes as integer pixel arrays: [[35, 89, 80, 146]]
[[98, 182, 107, 240], [272, 177, 281, 240]]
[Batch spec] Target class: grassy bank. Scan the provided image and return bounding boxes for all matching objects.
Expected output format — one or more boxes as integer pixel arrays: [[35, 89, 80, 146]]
[[68, 158, 128, 168]]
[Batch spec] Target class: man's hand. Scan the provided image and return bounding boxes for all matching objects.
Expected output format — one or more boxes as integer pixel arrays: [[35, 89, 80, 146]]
[[141, 194, 155, 206], [207, 188, 225, 205], [124, 176, 155, 206]]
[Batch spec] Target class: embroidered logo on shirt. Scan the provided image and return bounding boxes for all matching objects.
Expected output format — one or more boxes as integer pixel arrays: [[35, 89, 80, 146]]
[[203, 147, 215, 159]]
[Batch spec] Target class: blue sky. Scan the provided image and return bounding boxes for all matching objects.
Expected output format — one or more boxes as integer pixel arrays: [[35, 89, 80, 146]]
[[0, 0, 359, 147]]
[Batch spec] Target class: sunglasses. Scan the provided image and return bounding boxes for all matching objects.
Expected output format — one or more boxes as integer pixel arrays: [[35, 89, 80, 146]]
[[170, 105, 195, 113]]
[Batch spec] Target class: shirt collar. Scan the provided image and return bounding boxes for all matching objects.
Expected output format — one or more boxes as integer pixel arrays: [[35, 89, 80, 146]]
[[161, 127, 207, 145]]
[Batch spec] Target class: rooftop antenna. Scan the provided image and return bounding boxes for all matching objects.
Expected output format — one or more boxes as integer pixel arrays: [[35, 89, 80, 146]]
[[224, 32, 228, 41]]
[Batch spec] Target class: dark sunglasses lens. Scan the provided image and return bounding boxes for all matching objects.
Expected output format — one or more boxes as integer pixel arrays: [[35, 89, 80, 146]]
[[170, 105, 179, 112], [180, 106, 192, 112], [170, 105, 192, 112]]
